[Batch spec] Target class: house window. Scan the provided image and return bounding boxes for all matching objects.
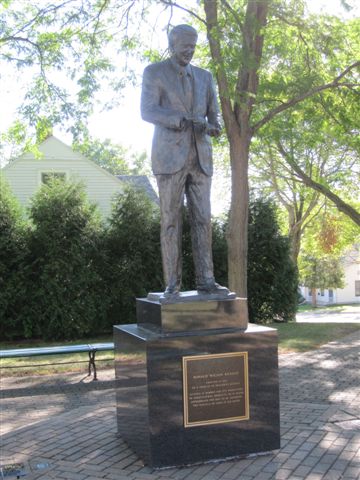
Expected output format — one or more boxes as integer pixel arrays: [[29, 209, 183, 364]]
[[320, 289, 325, 296], [329, 289, 333, 298], [41, 172, 66, 185], [355, 280, 360, 297]]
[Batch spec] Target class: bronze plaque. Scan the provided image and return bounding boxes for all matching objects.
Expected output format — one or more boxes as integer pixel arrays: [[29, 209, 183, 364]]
[[182, 352, 249, 428]]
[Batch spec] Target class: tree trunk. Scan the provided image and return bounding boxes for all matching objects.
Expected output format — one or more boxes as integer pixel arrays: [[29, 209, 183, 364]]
[[227, 129, 251, 298], [311, 287, 317, 307], [289, 222, 302, 266]]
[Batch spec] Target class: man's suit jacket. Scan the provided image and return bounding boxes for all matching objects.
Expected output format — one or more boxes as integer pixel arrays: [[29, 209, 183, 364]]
[[141, 58, 221, 176]]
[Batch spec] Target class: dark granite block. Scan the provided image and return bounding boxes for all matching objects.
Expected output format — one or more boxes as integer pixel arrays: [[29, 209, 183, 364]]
[[114, 323, 280, 468], [136, 297, 248, 332]]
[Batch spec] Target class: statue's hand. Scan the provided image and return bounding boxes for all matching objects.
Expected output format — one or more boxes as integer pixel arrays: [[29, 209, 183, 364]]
[[180, 116, 193, 130], [191, 116, 207, 133], [206, 123, 221, 137]]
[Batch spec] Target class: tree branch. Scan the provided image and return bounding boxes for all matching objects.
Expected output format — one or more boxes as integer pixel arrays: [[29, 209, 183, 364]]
[[277, 141, 360, 226], [159, 0, 207, 25], [234, 0, 268, 126], [252, 61, 360, 133], [203, 0, 236, 136], [220, 0, 243, 33]]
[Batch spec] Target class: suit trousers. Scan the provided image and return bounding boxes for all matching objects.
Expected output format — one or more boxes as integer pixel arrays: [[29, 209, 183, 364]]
[[156, 140, 214, 290]]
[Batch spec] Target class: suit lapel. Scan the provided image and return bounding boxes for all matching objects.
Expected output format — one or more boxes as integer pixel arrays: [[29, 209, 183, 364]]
[[164, 59, 192, 112]]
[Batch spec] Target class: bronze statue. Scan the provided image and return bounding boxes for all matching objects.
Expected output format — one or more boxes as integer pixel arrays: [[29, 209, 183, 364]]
[[141, 24, 230, 299]]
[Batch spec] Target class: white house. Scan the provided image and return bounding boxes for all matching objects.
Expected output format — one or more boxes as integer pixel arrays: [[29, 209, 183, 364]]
[[300, 245, 360, 305], [1, 135, 156, 218]]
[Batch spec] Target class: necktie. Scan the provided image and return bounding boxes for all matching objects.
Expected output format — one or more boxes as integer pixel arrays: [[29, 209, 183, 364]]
[[181, 70, 193, 112]]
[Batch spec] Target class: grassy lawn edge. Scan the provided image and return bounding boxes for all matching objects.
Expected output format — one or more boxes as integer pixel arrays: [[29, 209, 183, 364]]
[[1, 323, 359, 377]]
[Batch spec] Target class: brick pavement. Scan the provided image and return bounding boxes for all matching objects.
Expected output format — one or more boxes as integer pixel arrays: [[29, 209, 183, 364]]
[[1, 331, 359, 480]]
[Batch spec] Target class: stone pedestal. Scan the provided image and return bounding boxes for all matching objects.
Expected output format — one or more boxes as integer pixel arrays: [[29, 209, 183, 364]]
[[114, 296, 280, 468]]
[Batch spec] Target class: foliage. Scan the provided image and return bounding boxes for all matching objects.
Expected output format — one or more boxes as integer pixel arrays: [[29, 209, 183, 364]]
[[299, 255, 345, 290], [211, 217, 229, 287], [0, 177, 27, 339], [23, 179, 107, 340], [250, 12, 360, 242], [0, 0, 153, 147], [184, 198, 298, 325], [103, 185, 163, 325], [298, 204, 360, 288], [1, 180, 301, 338], [73, 136, 150, 175], [181, 211, 228, 290], [198, 0, 360, 296], [247, 198, 298, 324]]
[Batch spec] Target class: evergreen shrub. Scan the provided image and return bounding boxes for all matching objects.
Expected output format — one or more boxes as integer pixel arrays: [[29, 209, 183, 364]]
[[247, 198, 298, 323], [23, 179, 107, 340], [0, 180, 298, 339], [0, 178, 27, 339], [103, 186, 163, 325]]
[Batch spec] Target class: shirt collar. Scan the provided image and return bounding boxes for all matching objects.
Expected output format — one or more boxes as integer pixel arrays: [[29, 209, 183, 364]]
[[170, 57, 192, 77]]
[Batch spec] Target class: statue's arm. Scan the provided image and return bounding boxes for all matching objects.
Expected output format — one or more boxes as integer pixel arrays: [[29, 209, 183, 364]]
[[141, 66, 184, 130], [206, 73, 222, 136]]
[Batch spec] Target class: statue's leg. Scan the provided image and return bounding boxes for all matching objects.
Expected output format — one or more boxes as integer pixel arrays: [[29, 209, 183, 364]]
[[185, 166, 214, 287], [156, 171, 186, 293]]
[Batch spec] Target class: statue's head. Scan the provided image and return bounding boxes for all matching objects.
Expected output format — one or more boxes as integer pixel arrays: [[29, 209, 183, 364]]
[[168, 24, 198, 66]]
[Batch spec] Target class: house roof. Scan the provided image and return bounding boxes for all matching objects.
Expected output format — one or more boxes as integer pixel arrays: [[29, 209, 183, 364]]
[[117, 175, 159, 205]]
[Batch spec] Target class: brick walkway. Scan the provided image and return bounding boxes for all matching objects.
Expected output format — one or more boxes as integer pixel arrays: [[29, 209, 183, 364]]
[[1, 331, 359, 480]]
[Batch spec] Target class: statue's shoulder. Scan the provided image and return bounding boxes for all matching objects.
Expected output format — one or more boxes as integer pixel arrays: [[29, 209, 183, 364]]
[[191, 64, 213, 80], [144, 59, 171, 76]]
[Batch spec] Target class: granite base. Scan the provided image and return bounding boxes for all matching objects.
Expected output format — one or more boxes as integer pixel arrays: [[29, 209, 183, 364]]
[[114, 321, 280, 468]]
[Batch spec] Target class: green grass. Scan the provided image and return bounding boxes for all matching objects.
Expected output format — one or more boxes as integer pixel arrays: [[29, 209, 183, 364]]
[[1, 323, 359, 376], [271, 322, 360, 353], [0, 335, 114, 377]]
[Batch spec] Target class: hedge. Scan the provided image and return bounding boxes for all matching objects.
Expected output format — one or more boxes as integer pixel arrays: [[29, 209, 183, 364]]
[[0, 180, 297, 340]]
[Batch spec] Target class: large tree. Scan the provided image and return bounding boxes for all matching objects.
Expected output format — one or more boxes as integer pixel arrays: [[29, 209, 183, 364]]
[[200, 1, 359, 300]]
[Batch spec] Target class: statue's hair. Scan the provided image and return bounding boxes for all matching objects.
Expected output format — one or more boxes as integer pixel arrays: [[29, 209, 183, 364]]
[[168, 24, 198, 50]]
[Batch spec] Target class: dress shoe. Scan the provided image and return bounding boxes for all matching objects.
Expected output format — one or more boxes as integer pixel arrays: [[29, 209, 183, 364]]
[[163, 285, 180, 297], [197, 279, 229, 295]]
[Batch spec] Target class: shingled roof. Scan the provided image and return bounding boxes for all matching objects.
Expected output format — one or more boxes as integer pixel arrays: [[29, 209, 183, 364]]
[[117, 175, 159, 205]]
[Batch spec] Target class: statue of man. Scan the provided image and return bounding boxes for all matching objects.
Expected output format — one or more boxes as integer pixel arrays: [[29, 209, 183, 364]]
[[141, 24, 229, 298]]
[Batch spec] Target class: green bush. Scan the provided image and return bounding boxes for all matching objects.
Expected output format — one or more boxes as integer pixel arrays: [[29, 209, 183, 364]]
[[247, 198, 298, 323], [212, 217, 228, 287], [0, 178, 27, 339], [0, 180, 297, 340], [23, 179, 107, 340], [103, 186, 163, 325], [179, 209, 228, 291]]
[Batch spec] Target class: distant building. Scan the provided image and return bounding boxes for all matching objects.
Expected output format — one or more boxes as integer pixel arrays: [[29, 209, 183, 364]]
[[1, 135, 157, 218], [300, 245, 360, 305]]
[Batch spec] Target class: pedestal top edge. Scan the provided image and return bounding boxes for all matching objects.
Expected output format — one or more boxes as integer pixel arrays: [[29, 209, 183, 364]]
[[139, 293, 246, 306], [114, 322, 277, 340]]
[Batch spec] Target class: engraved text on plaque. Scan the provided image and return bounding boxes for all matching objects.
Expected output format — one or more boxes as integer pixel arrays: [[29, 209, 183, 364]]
[[182, 352, 249, 427]]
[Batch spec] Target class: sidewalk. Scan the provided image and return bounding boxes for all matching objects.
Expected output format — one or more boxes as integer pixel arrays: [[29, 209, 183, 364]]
[[1, 331, 359, 480], [296, 304, 360, 324]]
